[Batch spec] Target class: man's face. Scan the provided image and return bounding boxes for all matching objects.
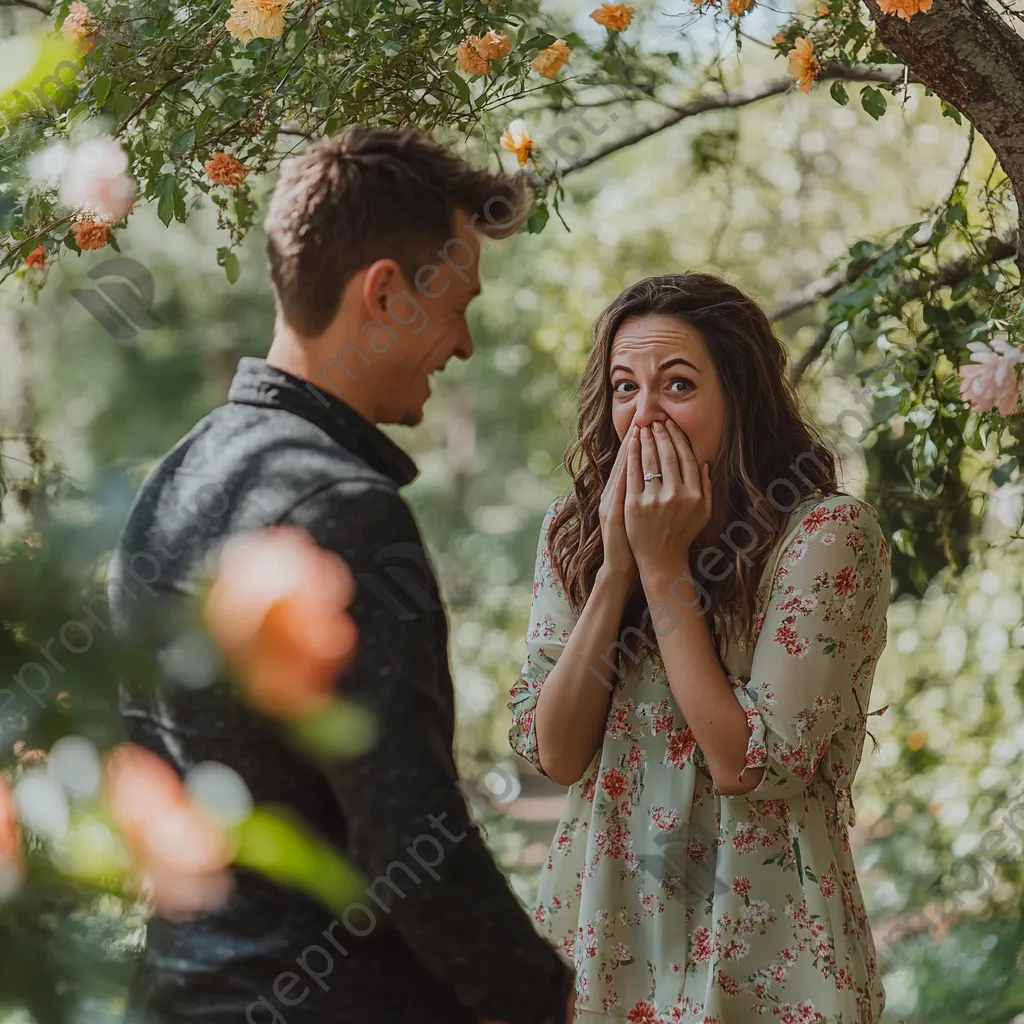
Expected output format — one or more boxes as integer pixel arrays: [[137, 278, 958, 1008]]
[[377, 209, 483, 426]]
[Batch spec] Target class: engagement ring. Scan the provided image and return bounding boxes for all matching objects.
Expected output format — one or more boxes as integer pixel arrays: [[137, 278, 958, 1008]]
[[643, 472, 662, 482]]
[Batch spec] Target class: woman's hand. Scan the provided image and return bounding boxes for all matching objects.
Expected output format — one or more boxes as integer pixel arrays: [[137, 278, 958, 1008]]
[[598, 417, 638, 581], [624, 419, 712, 579]]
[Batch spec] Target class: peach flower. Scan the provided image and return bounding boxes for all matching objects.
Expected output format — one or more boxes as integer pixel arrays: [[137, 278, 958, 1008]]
[[457, 36, 490, 75], [105, 744, 234, 917], [591, 3, 635, 30], [0, 776, 23, 893], [531, 40, 571, 78], [787, 37, 821, 93], [729, 0, 755, 15], [500, 119, 535, 167], [204, 152, 249, 189], [225, 0, 291, 43], [25, 245, 45, 270], [71, 214, 110, 251], [62, 1, 97, 50], [204, 527, 358, 719], [958, 333, 1024, 416], [474, 29, 511, 60], [876, 0, 932, 19], [772, 29, 787, 45]]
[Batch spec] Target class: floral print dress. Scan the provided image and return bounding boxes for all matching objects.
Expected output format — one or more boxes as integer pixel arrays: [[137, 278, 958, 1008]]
[[508, 493, 891, 1024]]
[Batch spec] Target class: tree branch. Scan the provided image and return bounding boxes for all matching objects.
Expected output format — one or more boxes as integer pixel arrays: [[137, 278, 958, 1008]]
[[554, 64, 920, 181], [787, 231, 1018, 383], [0, 0, 52, 12], [861, 0, 1024, 278]]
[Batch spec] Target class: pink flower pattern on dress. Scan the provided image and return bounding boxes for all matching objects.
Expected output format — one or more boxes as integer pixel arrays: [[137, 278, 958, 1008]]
[[508, 495, 891, 1021]]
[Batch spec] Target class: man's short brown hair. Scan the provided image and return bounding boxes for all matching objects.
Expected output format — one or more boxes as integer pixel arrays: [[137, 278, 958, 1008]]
[[264, 126, 530, 337]]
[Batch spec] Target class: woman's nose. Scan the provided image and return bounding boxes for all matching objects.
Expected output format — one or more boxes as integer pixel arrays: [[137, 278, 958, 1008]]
[[632, 393, 666, 429]]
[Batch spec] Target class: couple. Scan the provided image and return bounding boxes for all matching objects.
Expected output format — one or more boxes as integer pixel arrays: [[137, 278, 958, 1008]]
[[112, 126, 890, 1024]]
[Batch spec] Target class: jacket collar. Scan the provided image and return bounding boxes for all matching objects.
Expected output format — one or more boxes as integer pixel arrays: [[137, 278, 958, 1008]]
[[227, 358, 418, 487]]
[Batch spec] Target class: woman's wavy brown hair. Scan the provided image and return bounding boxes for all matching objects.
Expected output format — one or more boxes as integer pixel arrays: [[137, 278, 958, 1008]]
[[548, 272, 840, 656]]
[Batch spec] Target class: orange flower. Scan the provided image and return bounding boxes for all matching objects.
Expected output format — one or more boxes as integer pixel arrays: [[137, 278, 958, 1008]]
[[61, 1, 97, 49], [24, 245, 45, 270], [591, 3, 635, 30], [204, 152, 248, 189], [500, 120, 535, 167], [474, 28, 511, 60], [772, 29, 787, 45], [457, 36, 490, 75], [817, 3, 830, 12], [0, 776, 23, 891], [72, 214, 110, 251], [876, 0, 932, 19], [105, 744, 234, 918], [204, 527, 357, 719], [787, 36, 821, 93], [729, 0, 755, 15], [225, 0, 291, 42], [531, 40, 571, 78]]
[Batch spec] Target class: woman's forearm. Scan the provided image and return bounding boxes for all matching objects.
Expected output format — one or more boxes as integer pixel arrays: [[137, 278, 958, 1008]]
[[642, 571, 764, 795], [533, 565, 633, 785]]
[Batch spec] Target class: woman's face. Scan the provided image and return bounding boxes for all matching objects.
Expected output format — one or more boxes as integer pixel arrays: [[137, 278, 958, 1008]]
[[608, 315, 728, 475]]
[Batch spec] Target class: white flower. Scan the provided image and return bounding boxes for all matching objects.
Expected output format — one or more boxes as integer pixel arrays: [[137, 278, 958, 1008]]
[[27, 140, 72, 190], [59, 135, 135, 221]]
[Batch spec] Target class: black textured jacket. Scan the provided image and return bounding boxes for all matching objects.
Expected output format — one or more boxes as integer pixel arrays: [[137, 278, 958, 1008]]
[[108, 358, 574, 1024]]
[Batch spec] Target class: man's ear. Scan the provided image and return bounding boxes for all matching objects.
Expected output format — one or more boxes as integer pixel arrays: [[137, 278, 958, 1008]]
[[360, 259, 401, 318]]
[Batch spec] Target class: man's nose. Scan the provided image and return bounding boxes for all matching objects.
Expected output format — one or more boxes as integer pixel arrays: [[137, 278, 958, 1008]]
[[455, 328, 474, 361]]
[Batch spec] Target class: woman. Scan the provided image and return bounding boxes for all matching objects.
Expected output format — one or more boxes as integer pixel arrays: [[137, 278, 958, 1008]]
[[508, 273, 891, 1024]]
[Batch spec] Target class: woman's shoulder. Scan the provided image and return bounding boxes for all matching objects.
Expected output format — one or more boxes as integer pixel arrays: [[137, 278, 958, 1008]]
[[771, 492, 888, 570]]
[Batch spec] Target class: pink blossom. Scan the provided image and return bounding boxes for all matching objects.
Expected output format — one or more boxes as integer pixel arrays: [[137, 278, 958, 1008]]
[[958, 333, 1023, 415], [59, 136, 136, 222]]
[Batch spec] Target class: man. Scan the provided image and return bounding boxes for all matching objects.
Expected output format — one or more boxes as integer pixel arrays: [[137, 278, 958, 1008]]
[[109, 126, 576, 1024]]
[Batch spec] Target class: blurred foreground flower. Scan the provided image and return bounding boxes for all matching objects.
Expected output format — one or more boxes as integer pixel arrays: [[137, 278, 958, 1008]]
[[591, 3, 635, 30], [729, 0, 755, 13], [787, 37, 821, 93], [958, 333, 1023, 415], [0, 776, 24, 897], [225, 0, 291, 43], [204, 151, 249, 189], [61, 1, 98, 51], [531, 40, 570, 79], [105, 744, 234, 918], [500, 120, 535, 167], [59, 136, 136, 221], [205, 527, 357, 719]]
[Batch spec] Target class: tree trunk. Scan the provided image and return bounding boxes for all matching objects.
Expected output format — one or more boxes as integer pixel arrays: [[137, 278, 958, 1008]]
[[861, 0, 1024, 277]]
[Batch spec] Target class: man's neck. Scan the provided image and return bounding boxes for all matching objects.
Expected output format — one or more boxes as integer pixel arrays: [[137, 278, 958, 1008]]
[[266, 323, 380, 424]]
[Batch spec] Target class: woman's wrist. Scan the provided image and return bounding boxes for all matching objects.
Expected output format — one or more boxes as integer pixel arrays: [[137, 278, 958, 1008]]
[[595, 561, 635, 600]]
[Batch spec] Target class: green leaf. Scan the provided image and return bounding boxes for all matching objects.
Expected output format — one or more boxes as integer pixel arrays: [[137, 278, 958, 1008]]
[[992, 457, 1018, 487], [287, 700, 376, 760], [154, 174, 177, 227], [892, 528, 915, 556], [941, 100, 962, 125], [171, 125, 196, 156], [233, 806, 365, 914], [829, 81, 849, 107], [217, 248, 240, 284], [92, 74, 111, 107], [521, 33, 557, 52], [945, 202, 967, 226], [526, 202, 550, 234], [860, 86, 887, 121]]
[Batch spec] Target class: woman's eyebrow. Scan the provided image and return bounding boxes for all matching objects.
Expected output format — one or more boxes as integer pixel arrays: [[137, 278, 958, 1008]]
[[658, 357, 699, 373]]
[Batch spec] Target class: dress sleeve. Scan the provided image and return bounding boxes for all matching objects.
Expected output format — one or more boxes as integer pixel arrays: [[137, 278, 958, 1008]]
[[733, 497, 891, 805], [508, 499, 577, 776]]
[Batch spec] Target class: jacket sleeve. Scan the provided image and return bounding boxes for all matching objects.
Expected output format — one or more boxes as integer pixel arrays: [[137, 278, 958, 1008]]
[[284, 482, 574, 1024]]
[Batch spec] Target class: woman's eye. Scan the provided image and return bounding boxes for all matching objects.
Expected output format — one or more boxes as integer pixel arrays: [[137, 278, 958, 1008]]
[[612, 380, 636, 394], [669, 378, 694, 394]]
